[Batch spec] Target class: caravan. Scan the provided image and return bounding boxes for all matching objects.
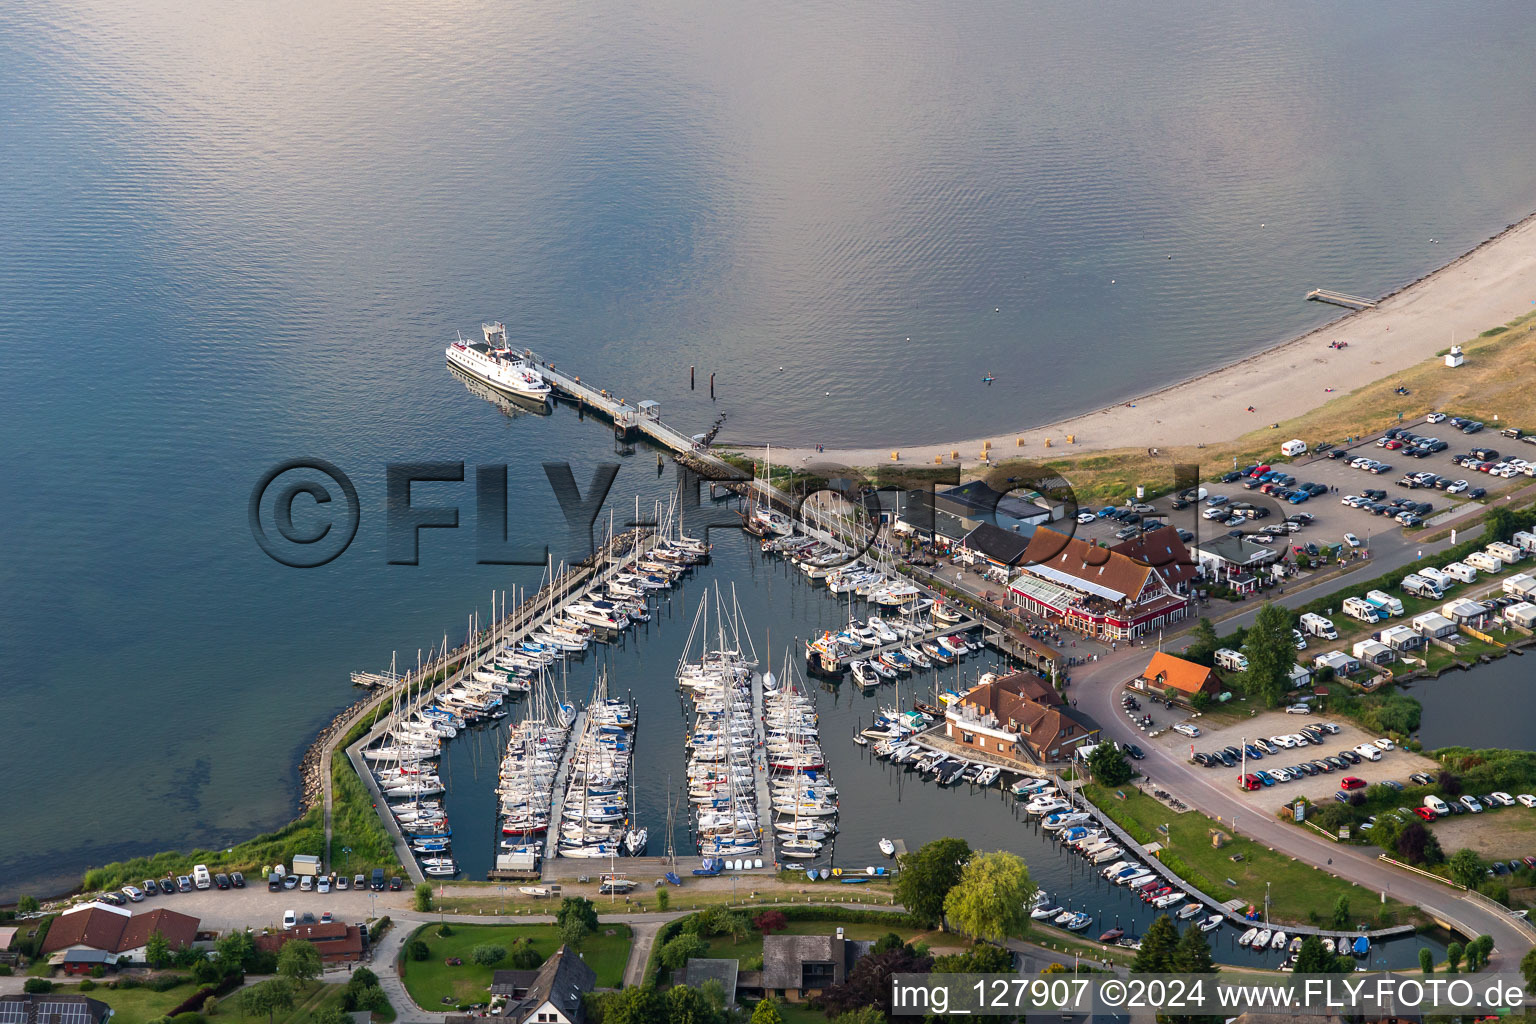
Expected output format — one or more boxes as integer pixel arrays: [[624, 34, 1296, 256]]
[[1441, 562, 1478, 585], [1299, 613, 1338, 640], [1419, 566, 1454, 591], [1364, 590, 1403, 617], [1342, 597, 1380, 623], [1215, 648, 1249, 673], [1465, 551, 1503, 574], [1402, 573, 1443, 600], [1281, 439, 1309, 457]]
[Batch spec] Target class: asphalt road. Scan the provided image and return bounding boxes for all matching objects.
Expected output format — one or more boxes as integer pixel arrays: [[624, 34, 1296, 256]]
[[1070, 646, 1536, 968]]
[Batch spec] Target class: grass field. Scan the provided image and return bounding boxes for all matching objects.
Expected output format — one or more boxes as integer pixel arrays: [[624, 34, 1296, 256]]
[[75, 982, 204, 1024], [697, 920, 966, 966], [1082, 784, 1419, 927], [399, 923, 631, 1009]]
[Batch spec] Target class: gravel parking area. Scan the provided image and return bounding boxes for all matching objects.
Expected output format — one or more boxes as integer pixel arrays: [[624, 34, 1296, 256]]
[[88, 883, 413, 935], [1149, 708, 1439, 814]]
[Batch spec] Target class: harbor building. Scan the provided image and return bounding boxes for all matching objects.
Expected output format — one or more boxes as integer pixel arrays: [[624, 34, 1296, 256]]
[[1007, 527, 1191, 639], [1132, 651, 1221, 699], [943, 673, 1098, 766]]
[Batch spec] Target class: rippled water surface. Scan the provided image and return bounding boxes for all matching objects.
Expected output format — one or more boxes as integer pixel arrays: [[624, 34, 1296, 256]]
[[3, 0, 1536, 899]]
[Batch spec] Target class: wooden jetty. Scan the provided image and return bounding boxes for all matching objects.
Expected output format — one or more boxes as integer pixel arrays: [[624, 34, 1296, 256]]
[[1306, 288, 1378, 310], [525, 348, 741, 477]]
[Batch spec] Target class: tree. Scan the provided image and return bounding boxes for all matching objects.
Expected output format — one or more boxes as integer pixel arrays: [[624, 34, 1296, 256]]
[[1131, 915, 1180, 973], [1331, 894, 1351, 929], [1185, 618, 1220, 666], [1521, 945, 1536, 992], [1239, 603, 1295, 707], [556, 896, 599, 936], [896, 837, 972, 927], [16, 896, 39, 914], [750, 997, 785, 1024], [560, 917, 589, 953], [1171, 924, 1218, 974], [1446, 941, 1464, 973], [933, 942, 1015, 974], [506, 938, 542, 970], [311, 1008, 349, 1024], [470, 944, 506, 967], [1467, 934, 1494, 972], [1087, 743, 1133, 786], [407, 940, 430, 962], [21, 980, 52, 995], [146, 930, 171, 969], [942, 850, 1034, 942], [1439, 770, 1463, 796], [1484, 506, 1517, 543], [238, 978, 296, 1024], [1293, 935, 1332, 974], [1420, 947, 1434, 974], [413, 883, 433, 912], [818, 946, 934, 1020], [600, 986, 667, 1024], [657, 933, 709, 970], [1450, 848, 1484, 890], [752, 911, 788, 935], [1395, 822, 1441, 865], [655, 888, 669, 912], [829, 1010, 887, 1024], [275, 940, 321, 984], [215, 930, 255, 975], [872, 932, 908, 956], [665, 985, 719, 1024]]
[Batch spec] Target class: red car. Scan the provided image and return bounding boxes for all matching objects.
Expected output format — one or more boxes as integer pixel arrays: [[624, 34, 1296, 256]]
[[1340, 776, 1367, 790], [1414, 807, 1437, 821], [1240, 774, 1262, 791], [1249, 464, 1271, 478]]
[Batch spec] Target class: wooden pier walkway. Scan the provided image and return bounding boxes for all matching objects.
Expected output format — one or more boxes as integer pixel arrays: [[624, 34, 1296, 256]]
[[1306, 288, 1378, 310], [524, 349, 741, 478], [751, 661, 777, 866], [545, 710, 587, 859]]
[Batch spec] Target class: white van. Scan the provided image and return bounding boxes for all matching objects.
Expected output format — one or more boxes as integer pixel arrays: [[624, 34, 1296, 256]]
[[1299, 613, 1338, 640], [1214, 648, 1249, 672], [1365, 590, 1403, 617], [1419, 566, 1454, 590], [1342, 597, 1381, 623], [1423, 795, 1450, 816], [1402, 573, 1443, 599], [192, 864, 212, 890], [1281, 439, 1308, 457], [1442, 562, 1478, 584], [1465, 551, 1503, 573], [1353, 743, 1383, 761]]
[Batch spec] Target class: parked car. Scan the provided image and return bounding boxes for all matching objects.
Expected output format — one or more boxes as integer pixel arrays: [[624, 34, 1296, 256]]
[[1341, 776, 1367, 790]]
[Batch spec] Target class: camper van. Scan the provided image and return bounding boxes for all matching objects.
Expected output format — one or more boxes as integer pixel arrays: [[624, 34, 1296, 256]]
[[1342, 597, 1381, 623], [1299, 613, 1338, 640], [1402, 573, 1443, 600], [1419, 566, 1454, 590], [1465, 551, 1503, 573], [1513, 530, 1536, 555], [193, 864, 212, 890], [1442, 562, 1478, 584], [1215, 648, 1249, 673], [1364, 590, 1403, 617], [1281, 439, 1308, 457]]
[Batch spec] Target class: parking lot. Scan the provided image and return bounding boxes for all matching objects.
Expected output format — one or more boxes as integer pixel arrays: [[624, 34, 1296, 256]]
[[93, 872, 411, 935], [1147, 707, 1439, 815], [1072, 416, 1533, 557]]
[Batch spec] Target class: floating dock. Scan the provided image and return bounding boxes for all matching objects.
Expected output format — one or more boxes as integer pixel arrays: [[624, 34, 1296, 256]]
[[1306, 288, 1378, 310]]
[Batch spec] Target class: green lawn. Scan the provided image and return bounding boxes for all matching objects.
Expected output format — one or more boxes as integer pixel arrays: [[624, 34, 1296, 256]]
[[399, 923, 631, 1009], [698, 920, 964, 966], [1083, 784, 1419, 928], [71, 981, 204, 1024]]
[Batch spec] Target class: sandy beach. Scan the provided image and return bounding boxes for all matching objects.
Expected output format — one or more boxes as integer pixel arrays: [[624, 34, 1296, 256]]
[[753, 211, 1536, 470]]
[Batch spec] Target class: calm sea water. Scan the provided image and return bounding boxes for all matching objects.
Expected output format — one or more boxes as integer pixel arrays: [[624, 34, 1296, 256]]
[[2, 0, 1535, 903]]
